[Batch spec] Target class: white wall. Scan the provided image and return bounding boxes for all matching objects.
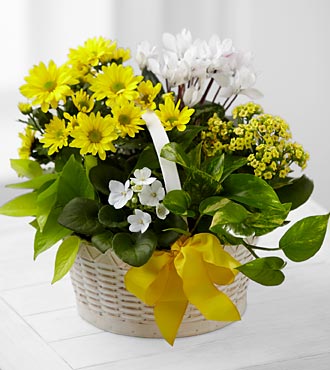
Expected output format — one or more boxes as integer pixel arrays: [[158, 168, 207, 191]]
[[1, 0, 329, 209]]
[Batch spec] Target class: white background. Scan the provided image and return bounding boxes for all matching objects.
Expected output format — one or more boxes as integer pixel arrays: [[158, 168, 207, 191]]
[[1, 0, 329, 209]]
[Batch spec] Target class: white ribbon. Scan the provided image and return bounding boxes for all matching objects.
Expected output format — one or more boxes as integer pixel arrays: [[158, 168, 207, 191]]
[[142, 110, 182, 192]]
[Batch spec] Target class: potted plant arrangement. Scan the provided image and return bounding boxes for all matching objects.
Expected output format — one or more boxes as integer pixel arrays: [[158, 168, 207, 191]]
[[0, 30, 328, 345]]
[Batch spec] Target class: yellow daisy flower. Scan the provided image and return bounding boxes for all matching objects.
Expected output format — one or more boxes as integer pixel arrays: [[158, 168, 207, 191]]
[[136, 81, 161, 110], [20, 60, 78, 113], [69, 112, 118, 160], [18, 127, 35, 159], [89, 63, 143, 107], [110, 99, 145, 138], [72, 89, 94, 113], [40, 116, 70, 155], [156, 97, 195, 131], [109, 47, 131, 63], [68, 37, 117, 68]]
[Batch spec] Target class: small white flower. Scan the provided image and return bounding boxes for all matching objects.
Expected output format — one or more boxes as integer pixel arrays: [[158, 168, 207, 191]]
[[108, 180, 133, 209], [138, 180, 165, 207], [130, 167, 156, 186], [156, 203, 170, 220], [127, 209, 151, 233]]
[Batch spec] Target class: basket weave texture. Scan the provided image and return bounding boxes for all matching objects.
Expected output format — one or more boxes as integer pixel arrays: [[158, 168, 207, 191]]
[[70, 242, 252, 338]]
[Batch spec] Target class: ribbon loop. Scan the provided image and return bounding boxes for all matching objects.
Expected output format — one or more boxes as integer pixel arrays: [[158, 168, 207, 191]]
[[125, 233, 241, 345]]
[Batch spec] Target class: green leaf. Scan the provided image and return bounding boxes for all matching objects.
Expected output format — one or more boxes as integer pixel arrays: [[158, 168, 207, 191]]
[[223, 174, 284, 210], [160, 142, 191, 168], [10, 159, 43, 179], [6, 173, 57, 189], [163, 189, 191, 216], [280, 214, 329, 262], [191, 101, 225, 123], [112, 231, 157, 266], [201, 154, 224, 182], [153, 214, 188, 248], [34, 207, 71, 259], [221, 156, 248, 181], [91, 231, 114, 253], [58, 198, 105, 236], [236, 257, 286, 286], [275, 175, 314, 210], [54, 147, 81, 172], [57, 155, 95, 206], [98, 205, 128, 228], [36, 179, 59, 231], [89, 164, 125, 195], [52, 236, 81, 283], [0, 192, 38, 217], [168, 125, 205, 150], [133, 145, 159, 171], [209, 199, 252, 237]]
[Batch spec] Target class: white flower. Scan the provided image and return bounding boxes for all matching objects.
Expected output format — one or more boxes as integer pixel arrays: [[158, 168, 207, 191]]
[[108, 180, 133, 209], [127, 209, 151, 233], [135, 40, 158, 70], [156, 203, 169, 220], [162, 29, 192, 58], [138, 180, 165, 207], [130, 167, 156, 186]]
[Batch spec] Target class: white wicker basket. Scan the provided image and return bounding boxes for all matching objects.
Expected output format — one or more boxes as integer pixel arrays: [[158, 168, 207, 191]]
[[70, 242, 252, 338]]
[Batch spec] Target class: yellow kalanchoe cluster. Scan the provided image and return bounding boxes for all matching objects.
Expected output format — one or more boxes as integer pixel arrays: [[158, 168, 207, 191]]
[[202, 102, 309, 181]]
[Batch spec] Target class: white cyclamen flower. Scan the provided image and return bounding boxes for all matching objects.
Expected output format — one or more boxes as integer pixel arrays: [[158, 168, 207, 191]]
[[130, 167, 156, 186], [138, 180, 165, 207], [135, 40, 158, 70], [108, 180, 133, 209], [156, 203, 170, 220], [128, 209, 151, 233]]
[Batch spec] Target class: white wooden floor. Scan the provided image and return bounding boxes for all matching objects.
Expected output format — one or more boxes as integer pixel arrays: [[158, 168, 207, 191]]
[[0, 199, 329, 370]]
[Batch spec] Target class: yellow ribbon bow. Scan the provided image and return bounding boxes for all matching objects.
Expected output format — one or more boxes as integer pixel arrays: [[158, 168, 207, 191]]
[[125, 233, 241, 345]]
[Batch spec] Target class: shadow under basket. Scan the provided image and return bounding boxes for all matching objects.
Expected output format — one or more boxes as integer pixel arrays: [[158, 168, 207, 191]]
[[70, 242, 252, 339]]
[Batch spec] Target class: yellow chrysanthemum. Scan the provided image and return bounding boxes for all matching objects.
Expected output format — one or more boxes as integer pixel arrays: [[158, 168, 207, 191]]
[[110, 47, 131, 63], [20, 60, 78, 113], [68, 37, 117, 69], [156, 97, 195, 131], [89, 63, 143, 107], [110, 98, 145, 138], [69, 112, 118, 160], [18, 127, 35, 159], [72, 89, 94, 113], [39, 116, 70, 155], [18, 102, 32, 115], [136, 81, 161, 110]]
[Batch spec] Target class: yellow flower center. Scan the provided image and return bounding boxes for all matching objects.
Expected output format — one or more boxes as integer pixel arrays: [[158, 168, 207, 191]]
[[168, 117, 178, 124], [44, 80, 56, 91], [88, 129, 102, 143], [119, 114, 131, 125], [112, 82, 125, 93]]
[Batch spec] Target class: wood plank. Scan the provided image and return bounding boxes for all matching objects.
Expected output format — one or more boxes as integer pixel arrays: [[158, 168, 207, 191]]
[[0, 298, 71, 370], [0, 278, 76, 316], [25, 307, 102, 342]]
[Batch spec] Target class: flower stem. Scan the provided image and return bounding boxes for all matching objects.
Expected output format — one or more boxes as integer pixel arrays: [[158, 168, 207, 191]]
[[200, 78, 214, 104], [212, 86, 221, 103]]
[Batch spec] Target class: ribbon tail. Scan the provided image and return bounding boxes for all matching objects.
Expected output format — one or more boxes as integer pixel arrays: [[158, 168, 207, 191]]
[[175, 248, 241, 322], [154, 264, 188, 345]]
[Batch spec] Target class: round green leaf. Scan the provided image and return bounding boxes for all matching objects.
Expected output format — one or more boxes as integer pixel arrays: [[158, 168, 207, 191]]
[[163, 189, 191, 215], [236, 256, 286, 286], [112, 231, 157, 267], [280, 214, 329, 262]]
